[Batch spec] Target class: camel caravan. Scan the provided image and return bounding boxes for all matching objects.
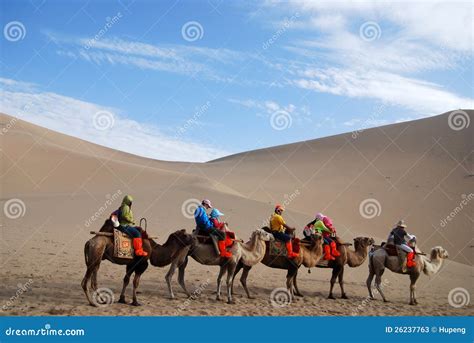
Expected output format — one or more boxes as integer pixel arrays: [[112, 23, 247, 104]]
[[82, 196, 449, 307]]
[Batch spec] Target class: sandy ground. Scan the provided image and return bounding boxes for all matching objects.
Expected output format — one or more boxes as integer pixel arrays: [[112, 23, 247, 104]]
[[0, 111, 473, 316]]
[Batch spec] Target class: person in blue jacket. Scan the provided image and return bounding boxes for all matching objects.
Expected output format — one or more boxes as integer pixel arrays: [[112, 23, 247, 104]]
[[194, 199, 231, 258]]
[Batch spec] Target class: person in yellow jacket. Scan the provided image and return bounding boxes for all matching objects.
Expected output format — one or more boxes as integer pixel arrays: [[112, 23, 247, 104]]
[[115, 195, 148, 257], [269, 205, 298, 259]]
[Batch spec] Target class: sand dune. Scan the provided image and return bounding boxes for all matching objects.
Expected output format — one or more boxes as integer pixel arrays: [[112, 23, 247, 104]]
[[1, 110, 472, 316]]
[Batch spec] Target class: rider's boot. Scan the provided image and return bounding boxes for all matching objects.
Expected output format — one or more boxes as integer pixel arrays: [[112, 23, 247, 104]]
[[133, 238, 148, 257]]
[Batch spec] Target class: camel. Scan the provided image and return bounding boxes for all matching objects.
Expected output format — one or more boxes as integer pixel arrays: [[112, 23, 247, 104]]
[[319, 237, 375, 299], [366, 245, 449, 305], [233, 228, 324, 299], [178, 228, 274, 304], [82, 219, 194, 306]]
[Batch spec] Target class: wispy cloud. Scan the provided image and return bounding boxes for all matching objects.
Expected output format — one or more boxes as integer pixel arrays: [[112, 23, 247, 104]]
[[47, 31, 250, 82], [0, 78, 228, 162], [228, 98, 312, 125], [292, 68, 473, 115]]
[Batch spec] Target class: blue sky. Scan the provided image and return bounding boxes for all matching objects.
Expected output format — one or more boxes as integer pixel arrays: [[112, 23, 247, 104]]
[[1, 0, 473, 161]]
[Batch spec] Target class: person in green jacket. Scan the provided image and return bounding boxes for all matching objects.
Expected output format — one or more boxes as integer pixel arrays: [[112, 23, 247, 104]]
[[115, 195, 148, 257]]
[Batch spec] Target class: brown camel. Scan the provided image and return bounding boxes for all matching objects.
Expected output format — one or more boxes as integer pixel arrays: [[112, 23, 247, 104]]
[[82, 219, 194, 306], [178, 228, 274, 304], [233, 228, 324, 299], [317, 237, 375, 299], [367, 245, 448, 305]]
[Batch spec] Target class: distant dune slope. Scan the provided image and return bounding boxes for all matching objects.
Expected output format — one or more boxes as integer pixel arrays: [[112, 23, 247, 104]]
[[1, 110, 472, 265]]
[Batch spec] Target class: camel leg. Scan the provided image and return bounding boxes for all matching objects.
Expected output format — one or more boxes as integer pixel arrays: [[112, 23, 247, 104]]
[[131, 272, 142, 306], [90, 264, 100, 291], [178, 256, 191, 297], [293, 273, 303, 297], [286, 266, 297, 300], [226, 263, 237, 304], [216, 265, 226, 301], [409, 273, 419, 305], [328, 266, 341, 299], [366, 263, 375, 299], [231, 260, 244, 296], [374, 269, 388, 302], [165, 261, 178, 300], [81, 266, 96, 306], [338, 266, 348, 299], [119, 268, 133, 304], [240, 265, 254, 299]]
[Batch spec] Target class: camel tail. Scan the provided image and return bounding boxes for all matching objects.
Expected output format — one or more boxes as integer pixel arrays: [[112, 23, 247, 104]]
[[84, 241, 90, 266]]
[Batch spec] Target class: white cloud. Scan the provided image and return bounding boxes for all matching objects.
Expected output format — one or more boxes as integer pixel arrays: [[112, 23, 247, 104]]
[[47, 32, 248, 82], [280, 0, 473, 51], [228, 98, 311, 124], [0, 78, 228, 162], [292, 68, 473, 114]]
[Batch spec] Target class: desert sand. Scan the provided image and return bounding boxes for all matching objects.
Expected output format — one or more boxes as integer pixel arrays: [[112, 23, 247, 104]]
[[0, 110, 472, 316]]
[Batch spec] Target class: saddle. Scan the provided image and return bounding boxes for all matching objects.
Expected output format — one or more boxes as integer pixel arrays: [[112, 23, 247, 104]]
[[268, 238, 300, 256], [113, 229, 134, 259], [383, 243, 399, 257]]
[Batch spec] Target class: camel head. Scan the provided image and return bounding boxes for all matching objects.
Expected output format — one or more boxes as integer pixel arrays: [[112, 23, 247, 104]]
[[171, 229, 195, 247], [354, 237, 375, 249], [254, 228, 274, 242], [430, 246, 449, 260]]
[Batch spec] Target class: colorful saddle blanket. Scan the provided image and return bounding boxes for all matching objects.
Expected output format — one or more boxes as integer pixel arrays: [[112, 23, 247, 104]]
[[114, 229, 134, 259]]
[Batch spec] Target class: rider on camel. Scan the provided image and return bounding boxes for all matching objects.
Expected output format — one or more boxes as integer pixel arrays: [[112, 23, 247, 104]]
[[270, 204, 298, 259], [114, 195, 147, 257], [388, 220, 416, 268], [194, 199, 231, 258]]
